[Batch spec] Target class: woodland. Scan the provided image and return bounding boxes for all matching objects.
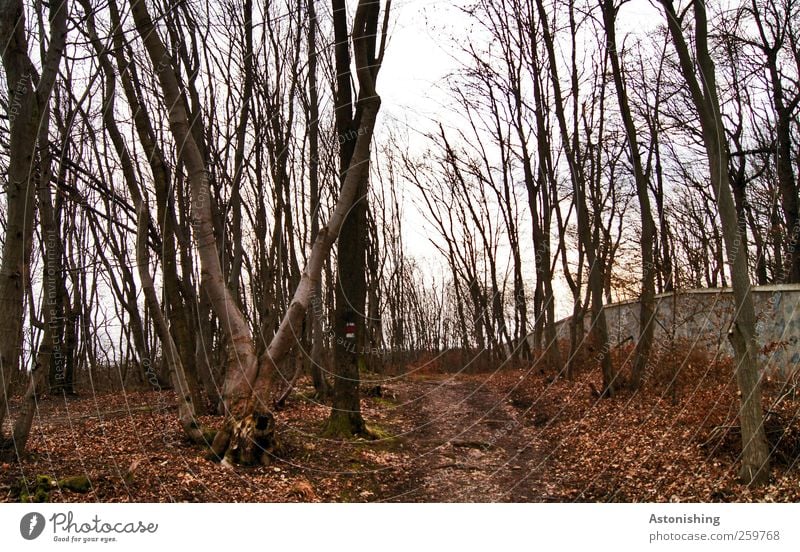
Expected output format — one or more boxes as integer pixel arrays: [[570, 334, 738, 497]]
[[1, 0, 800, 502]]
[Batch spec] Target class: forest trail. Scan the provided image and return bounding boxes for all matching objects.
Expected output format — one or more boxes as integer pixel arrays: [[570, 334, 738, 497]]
[[386, 377, 549, 502]]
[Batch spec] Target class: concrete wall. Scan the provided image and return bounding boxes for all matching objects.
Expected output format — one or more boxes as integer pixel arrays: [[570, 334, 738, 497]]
[[551, 285, 800, 376]]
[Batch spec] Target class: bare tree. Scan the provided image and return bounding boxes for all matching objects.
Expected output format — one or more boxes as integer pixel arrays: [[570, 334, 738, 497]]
[[326, 0, 390, 437], [659, 0, 770, 486], [534, 0, 616, 395], [600, 0, 658, 389], [130, 0, 389, 462], [0, 0, 67, 458]]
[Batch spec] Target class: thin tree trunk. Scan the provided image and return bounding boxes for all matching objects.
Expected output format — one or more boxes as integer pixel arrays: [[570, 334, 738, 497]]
[[305, 0, 329, 400], [534, 0, 614, 393], [136, 206, 206, 443], [601, 0, 657, 390]]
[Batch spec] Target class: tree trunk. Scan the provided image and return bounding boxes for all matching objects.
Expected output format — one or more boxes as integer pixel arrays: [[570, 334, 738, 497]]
[[129, 0, 266, 462], [80, 0, 205, 442], [106, 0, 205, 410], [136, 206, 206, 443], [602, 0, 657, 390], [661, 0, 770, 486], [0, 0, 67, 441], [1, 102, 66, 460], [534, 0, 614, 393], [324, 0, 386, 437], [306, 0, 330, 401]]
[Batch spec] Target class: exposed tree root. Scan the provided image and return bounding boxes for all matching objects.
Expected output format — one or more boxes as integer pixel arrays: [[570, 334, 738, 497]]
[[210, 411, 278, 466]]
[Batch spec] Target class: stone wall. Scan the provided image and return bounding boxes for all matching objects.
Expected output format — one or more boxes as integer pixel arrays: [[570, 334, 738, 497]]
[[551, 285, 800, 376]]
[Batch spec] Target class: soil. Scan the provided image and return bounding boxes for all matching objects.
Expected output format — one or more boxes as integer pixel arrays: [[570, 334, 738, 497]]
[[387, 376, 548, 501]]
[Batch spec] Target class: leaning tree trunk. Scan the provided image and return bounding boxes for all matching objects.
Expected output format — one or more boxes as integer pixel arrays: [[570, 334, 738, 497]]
[[80, 0, 206, 444], [661, 0, 770, 486], [130, 0, 263, 459], [211, 95, 382, 463], [105, 0, 206, 411]]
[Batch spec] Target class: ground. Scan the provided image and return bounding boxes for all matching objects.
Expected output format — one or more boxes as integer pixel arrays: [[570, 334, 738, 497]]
[[2, 358, 800, 502]]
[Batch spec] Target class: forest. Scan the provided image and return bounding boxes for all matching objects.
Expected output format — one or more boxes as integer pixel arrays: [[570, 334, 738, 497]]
[[1, 0, 800, 503]]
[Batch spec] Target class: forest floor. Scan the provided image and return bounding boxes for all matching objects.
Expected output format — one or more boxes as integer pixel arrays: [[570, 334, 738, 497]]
[[2, 357, 800, 502]]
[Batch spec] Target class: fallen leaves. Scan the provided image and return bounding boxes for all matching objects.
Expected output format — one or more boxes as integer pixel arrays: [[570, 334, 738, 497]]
[[2, 359, 798, 503], [479, 354, 800, 502], [287, 480, 317, 500], [1, 386, 414, 503]]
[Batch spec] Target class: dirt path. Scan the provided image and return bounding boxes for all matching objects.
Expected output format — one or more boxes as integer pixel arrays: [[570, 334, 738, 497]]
[[384, 377, 549, 502]]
